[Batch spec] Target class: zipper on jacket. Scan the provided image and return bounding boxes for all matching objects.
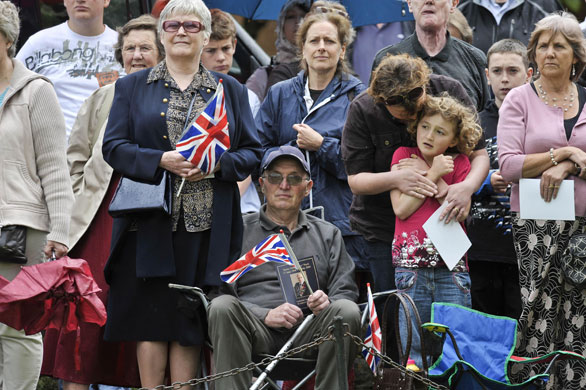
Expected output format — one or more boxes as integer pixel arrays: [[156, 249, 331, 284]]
[[299, 91, 335, 210], [492, 25, 496, 47], [301, 94, 335, 124], [509, 19, 515, 38]]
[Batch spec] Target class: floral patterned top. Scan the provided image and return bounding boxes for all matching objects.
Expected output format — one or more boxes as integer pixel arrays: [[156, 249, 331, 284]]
[[390, 147, 471, 271], [147, 61, 217, 232]]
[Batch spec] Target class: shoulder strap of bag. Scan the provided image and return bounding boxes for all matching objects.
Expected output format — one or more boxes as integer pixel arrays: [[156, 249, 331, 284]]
[[399, 293, 430, 373], [379, 291, 430, 373], [380, 292, 412, 367]]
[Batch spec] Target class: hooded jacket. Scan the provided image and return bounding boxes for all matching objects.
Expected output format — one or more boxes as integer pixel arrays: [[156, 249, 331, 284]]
[[256, 71, 365, 236], [246, 0, 310, 101], [458, 0, 548, 54], [0, 59, 73, 247]]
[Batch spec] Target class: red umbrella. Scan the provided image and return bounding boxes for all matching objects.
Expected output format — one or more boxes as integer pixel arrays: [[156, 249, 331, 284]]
[[0, 257, 106, 335]]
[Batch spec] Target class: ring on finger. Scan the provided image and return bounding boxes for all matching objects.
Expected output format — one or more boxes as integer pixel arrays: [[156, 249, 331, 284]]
[[415, 187, 421, 193], [453, 207, 460, 214]]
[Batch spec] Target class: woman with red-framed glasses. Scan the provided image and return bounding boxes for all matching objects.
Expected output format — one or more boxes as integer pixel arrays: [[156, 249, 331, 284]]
[[101, 0, 262, 388]]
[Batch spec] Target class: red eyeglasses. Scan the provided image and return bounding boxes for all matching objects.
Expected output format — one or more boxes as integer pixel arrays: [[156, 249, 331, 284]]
[[162, 20, 204, 33]]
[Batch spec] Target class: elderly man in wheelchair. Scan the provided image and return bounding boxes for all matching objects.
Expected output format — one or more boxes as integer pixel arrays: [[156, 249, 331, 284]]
[[207, 146, 361, 389]]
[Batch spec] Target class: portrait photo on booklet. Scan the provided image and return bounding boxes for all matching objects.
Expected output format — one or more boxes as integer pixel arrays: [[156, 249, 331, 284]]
[[276, 256, 319, 312]]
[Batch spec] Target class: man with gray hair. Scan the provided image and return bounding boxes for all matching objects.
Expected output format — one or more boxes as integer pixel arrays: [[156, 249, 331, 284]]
[[16, 0, 122, 140], [372, 0, 490, 111], [208, 146, 360, 390]]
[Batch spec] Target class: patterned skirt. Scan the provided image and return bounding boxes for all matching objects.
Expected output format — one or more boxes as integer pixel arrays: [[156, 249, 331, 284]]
[[509, 215, 586, 389]]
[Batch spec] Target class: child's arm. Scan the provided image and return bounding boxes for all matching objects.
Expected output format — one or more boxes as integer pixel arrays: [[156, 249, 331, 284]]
[[391, 154, 454, 220], [437, 155, 472, 218], [390, 188, 424, 220], [395, 153, 451, 198]]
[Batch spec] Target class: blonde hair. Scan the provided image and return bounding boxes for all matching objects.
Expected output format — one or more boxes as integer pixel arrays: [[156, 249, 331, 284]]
[[296, 11, 354, 76], [408, 94, 482, 156], [448, 8, 473, 44], [527, 12, 586, 82]]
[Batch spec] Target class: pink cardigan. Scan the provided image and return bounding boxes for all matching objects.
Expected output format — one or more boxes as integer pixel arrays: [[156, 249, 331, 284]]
[[497, 83, 586, 217]]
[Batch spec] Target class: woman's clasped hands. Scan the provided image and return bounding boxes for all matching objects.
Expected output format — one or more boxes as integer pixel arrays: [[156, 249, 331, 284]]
[[159, 150, 219, 181]]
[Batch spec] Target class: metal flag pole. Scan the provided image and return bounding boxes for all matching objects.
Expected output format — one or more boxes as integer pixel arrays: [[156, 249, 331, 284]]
[[278, 230, 313, 295], [249, 313, 315, 390]]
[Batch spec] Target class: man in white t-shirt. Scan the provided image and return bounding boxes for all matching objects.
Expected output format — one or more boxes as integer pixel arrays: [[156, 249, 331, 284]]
[[16, 0, 123, 139]]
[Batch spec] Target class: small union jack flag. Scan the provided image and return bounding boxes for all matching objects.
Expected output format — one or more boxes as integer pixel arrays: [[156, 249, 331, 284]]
[[362, 283, 382, 374], [220, 235, 294, 283], [176, 79, 230, 175]]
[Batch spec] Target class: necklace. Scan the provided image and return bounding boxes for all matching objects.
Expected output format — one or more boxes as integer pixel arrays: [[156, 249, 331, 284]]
[[537, 82, 575, 112]]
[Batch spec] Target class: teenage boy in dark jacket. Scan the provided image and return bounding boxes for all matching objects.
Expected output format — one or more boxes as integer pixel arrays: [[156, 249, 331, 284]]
[[467, 39, 532, 318]]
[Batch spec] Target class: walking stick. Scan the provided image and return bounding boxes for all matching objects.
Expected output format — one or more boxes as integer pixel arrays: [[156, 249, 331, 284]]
[[249, 314, 315, 390]]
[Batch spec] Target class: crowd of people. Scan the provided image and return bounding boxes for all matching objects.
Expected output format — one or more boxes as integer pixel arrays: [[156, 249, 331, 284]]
[[0, 0, 585, 389]]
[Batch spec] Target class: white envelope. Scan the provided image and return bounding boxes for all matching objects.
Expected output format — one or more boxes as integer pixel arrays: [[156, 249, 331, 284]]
[[422, 202, 471, 271], [519, 179, 575, 221]]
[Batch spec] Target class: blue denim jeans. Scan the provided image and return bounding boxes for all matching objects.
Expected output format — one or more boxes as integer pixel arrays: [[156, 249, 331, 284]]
[[395, 267, 471, 368], [344, 235, 395, 292]]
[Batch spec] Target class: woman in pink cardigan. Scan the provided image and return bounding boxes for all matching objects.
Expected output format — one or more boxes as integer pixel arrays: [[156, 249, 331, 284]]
[[498, 13, 586, 389]]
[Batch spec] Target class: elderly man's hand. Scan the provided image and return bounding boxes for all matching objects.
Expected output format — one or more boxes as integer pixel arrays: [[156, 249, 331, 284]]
[[264, 303, 303, 329], [307, 290, 329, 316]]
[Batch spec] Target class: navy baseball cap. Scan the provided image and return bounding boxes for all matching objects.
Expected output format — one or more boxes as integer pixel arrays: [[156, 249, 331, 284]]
[[261, 145, 311, 176]]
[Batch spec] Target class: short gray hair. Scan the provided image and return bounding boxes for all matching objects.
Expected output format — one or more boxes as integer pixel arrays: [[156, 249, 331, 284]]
[[0, 1, 20, 58], [158, 0, 211, 40]]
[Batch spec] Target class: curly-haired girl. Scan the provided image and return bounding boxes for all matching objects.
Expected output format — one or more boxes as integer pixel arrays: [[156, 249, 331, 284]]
[[389, 94, 482, 369]]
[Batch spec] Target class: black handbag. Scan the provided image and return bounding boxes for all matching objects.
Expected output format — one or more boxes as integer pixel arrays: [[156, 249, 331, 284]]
[[0, 225, 27, 264], [560, 232, 586, 288], [374, 292, 428, 390], [108, 170, 172, 217]]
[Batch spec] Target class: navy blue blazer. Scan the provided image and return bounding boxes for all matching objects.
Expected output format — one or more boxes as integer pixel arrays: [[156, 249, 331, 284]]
[[102, 68, 262, 285]]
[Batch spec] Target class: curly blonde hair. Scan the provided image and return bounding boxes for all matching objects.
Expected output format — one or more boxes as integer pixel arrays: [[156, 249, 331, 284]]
[[408, 94, 482, 156]]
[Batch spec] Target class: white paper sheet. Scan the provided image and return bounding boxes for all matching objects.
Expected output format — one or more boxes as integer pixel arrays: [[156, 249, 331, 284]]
[[422, 202, 472, 271], [519, 179, 575, 221]]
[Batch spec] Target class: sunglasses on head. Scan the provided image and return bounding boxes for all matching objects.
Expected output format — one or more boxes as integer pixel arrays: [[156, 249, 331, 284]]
[[264, 172, 309, 186], [384, 86, 424, 106], [162, 20, 204, 33], [313, 5, 350, 19]]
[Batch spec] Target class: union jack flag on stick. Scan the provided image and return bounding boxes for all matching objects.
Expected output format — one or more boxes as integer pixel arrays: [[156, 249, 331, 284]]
[[220, 234, 295, 283], [362, 283, 382, 374], [176, 79, 230, 197], [278, 230, 313, 295]]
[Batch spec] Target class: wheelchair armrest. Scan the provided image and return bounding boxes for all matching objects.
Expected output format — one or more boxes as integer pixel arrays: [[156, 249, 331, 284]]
[[168, 283, 211, 311]]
